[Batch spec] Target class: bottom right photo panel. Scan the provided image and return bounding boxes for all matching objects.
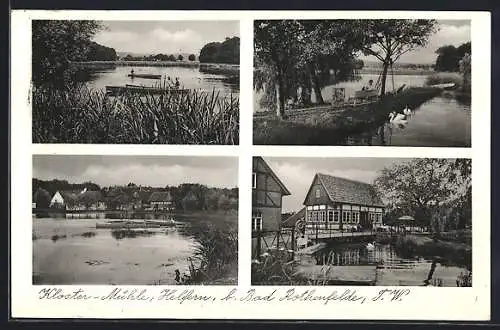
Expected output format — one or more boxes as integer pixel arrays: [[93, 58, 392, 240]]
[[251, 156, 472, 287]]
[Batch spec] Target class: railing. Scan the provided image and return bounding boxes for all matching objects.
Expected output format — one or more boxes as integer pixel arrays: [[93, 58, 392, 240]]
[[251, 227, 296, 261]]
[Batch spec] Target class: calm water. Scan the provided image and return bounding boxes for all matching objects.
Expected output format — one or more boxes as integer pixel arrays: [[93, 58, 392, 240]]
[[344, 96, 471, 147], [85, 66, 239, 96], [315, 242, 469, 286], [32, 216, 199, 285]]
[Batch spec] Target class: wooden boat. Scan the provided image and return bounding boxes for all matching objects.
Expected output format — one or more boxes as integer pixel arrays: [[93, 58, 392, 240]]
[[96, 219, 177, 229], [127, 73, 162, 79], [428, 83, 456, 90], [105, 84, 189, 96]]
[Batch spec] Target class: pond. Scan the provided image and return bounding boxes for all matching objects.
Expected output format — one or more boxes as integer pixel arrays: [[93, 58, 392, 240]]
[[32, 214, 231, 285], [84, 65, 239, 96], [315, 242, 470, 286], [343, 96, 471, 147]]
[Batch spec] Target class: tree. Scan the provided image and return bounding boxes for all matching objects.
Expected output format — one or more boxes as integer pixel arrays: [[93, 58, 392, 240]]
[[32, 20, 103, 84], [87, 42, 117, 61], [177, 54, 184, 61], [459, 52, 471, 92], [374, 158, 471, 233], [434, 45, 460, 72], [362, 19, 438, 96], [167, 54, 176, 61], [188, 54, 196, 61], [199, 37, 240, 64]]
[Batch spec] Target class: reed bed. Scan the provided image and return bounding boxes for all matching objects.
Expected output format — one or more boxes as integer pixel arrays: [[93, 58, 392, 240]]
[[184, 228, 238, 284], [32, 85, 239, 144]]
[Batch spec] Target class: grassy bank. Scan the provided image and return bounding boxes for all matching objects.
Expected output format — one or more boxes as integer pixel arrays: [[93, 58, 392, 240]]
[[253, 87, 441, 145], [33, 85, 239, 144], [395, 235, 472, 270], [360, 67, 434, 75], [183, 227, 238, 285]]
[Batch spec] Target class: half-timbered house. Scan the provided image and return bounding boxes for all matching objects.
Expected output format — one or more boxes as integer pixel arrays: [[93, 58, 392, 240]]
[[252, 157, 291, 232], [303, 173, 384, 231]]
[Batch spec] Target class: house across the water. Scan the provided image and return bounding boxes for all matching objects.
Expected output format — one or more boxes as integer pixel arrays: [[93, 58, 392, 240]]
[[303, 173, 384, 231], [252, 156, 291, 232], [148, 191, 174, 211], [50, 189, 106, 211]]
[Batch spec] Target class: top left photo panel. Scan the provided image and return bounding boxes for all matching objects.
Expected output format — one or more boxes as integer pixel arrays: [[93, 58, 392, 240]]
[[31, 20, 240, 145]]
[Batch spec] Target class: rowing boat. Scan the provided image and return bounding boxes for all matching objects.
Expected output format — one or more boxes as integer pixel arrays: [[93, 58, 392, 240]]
[[105, 84, 189, 96], [127, 73, 162, 79], [428, 83, 456, 90]]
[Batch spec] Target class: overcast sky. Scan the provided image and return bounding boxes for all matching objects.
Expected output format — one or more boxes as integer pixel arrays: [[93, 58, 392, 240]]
[[33, 155, 238, 188], [360, 19, 471, 64], [93, 21, 240, 55], [262, 157, 414, 213]]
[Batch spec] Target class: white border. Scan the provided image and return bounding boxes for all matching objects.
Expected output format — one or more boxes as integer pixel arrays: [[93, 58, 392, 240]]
[[11, 10, 490, 320]]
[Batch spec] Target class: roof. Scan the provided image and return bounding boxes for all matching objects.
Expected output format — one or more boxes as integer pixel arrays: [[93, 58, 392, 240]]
[[255, 157, 291, 196], [57, 190, 104, 206], [281, 207, 306, 228], [148, 191, 173, 202], [306, 173, 384, 207]]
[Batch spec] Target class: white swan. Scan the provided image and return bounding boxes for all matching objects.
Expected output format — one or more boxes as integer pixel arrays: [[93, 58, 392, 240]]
[[403, 105, 413, 116], [366, 242, 375, 250], [388, 111, 408, 126]]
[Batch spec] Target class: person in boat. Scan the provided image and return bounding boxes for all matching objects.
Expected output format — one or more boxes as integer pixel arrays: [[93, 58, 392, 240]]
[[362, 79, 374, 91], [130, 69, 135, 76]]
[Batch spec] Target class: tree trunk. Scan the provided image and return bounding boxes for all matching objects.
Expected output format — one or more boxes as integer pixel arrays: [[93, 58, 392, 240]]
[[380, 60, 390, 96], [275, 76, 285, 118], [310, 65, 324, 104]]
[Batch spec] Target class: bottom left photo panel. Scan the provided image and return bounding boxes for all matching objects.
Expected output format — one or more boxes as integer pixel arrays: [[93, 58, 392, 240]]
[[31, 154, 239, 286]]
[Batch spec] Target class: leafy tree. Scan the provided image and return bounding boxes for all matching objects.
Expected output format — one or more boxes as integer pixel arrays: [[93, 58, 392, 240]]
[[362, 19, 438, 96], [168, 54, 177, 61], [434, 45, 460, 72], [87, 41, 117, 61], [33, 188, 52, 208], [32, 20, 103, 84], [374, 158, 471, 233], [123, 54, 134, 61], [459, 52, 471, 92], [177, 54, 184, 61], [188, 54, 196, 61], [199, 37, 240, 64]]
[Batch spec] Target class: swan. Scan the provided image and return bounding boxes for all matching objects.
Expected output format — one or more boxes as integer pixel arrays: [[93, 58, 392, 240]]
[[366, 242, 376, 250], [403, 105, 413, 116], [388, 111, 408, 126]]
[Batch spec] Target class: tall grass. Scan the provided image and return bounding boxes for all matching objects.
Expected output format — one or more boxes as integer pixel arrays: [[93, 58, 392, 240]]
[[183, 227, 238, 284], [32, 85, 239, 144]]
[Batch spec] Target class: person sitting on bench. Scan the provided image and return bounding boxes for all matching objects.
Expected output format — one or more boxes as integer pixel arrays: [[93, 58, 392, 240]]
[[362, 79, 374, 91]]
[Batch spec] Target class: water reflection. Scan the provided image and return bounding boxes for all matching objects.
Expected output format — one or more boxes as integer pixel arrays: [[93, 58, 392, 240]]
[[315, 243, 470, 286]]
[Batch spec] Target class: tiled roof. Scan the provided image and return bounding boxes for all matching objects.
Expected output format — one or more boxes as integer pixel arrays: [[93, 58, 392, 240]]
[[281, 207, 306, 228], [148, 191, 173, 202], [317, 173, 384, 207]]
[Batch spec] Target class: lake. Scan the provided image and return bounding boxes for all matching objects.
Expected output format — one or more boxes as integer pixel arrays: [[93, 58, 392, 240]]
[[343, 96, 471, 147], [32, 214, 236, 285], [84, 66, 239, 96], [315, 242, 470, 286]]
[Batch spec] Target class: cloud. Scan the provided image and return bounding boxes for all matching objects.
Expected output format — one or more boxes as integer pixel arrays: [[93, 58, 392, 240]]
[[32, 156, 238, 188]]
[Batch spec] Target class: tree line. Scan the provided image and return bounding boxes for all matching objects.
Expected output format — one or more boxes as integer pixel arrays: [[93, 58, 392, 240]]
[[32, 179, 238, 212], [121, 53, 196, 62], [374, 158, 471, 233], [254, 19, 439, 117]]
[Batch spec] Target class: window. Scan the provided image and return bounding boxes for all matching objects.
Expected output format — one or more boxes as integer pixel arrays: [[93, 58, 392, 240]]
[[328, 210, 334, 222], [312, 211, 318, 222], [252, 212, 262, 231], [376, 213, 383, 223], [315, 189, 320, 198], [334, 210, 340, 222], [352, 211, 360, 223], [342, 210, 350, 223], [319, 211, 325, 222], [252, 172, 257, 189], [369, 213, 376, 223]]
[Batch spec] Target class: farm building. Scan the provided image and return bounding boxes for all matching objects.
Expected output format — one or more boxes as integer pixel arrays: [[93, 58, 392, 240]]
[[303, 173, 384, 231], [252, 157, 291, 232], [50, 189, 106, 211], [148, 191, 174, 211]]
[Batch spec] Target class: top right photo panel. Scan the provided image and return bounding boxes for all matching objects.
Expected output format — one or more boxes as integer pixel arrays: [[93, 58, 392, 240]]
[[253, 19, 471, 147]]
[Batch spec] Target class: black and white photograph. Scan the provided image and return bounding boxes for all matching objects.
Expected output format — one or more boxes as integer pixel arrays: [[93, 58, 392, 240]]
[[253, 19, 471, 147], [32, 20, 240, 144], [251, 157, 472, 286], [32, 155, 238, 285]]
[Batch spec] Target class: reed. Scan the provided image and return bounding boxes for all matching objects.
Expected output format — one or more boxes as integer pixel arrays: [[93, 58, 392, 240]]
[[183, 227, 238, 284], [32, 84, 239, 145]]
